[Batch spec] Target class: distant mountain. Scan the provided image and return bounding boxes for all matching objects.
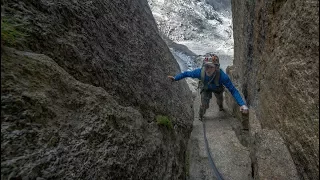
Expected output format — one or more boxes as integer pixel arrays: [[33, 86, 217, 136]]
[[205, 0, 232, 13], [148, 0, 232, 40], [148, 0, 234, 71]]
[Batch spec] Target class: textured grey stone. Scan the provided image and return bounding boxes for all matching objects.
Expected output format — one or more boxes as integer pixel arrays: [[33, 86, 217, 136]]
[[226, 0, 319, 179], [187, 94, 251, 180], [1, 0, 194, 179]]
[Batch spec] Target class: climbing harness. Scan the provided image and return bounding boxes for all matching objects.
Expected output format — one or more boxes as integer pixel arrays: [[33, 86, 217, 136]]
[[201, 117, 224, 180]]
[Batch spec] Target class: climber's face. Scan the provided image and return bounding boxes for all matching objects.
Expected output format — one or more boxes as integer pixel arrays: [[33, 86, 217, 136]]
[[205, 64, 216, 76]]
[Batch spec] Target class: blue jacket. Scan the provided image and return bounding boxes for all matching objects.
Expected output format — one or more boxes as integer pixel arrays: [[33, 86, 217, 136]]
[[174, 68, 245, 106]]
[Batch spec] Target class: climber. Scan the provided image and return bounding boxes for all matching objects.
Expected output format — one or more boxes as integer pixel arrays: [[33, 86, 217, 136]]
[[168, 53, 249, 119]]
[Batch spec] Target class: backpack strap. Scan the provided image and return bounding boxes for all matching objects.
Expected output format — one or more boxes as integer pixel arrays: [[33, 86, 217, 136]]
[[200, 67, 219, 90], [214, 69, 220, 86], [201, 66, 205, 82], [201, 67, 220, 86], [199, 67, 207, 91]]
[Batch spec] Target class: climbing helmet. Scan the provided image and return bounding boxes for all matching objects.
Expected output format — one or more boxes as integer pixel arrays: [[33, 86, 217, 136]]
[[203, 53, 219, 67]]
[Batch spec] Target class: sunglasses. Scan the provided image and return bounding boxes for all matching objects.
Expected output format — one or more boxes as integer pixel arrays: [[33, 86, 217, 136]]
[[205, 65, 215, 69]]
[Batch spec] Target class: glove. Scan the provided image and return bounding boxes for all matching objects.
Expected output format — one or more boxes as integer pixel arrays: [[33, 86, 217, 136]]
[[167, 76, 175, 82], [240, 105, 249, 114]]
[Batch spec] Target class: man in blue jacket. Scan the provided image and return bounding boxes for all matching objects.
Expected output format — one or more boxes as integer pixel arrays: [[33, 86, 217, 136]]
[[168, 53, 249, 119]]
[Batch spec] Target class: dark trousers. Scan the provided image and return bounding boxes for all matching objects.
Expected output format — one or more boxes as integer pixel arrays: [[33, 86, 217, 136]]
[[199, 87, 224, 118]]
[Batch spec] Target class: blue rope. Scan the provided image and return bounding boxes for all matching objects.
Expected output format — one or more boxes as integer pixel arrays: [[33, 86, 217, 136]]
[[202, 119, 224, 180]]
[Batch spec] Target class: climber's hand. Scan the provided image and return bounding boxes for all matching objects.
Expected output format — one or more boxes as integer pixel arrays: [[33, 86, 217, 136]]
[[240, 105, 249, 114], [167, 76, 175, 82]]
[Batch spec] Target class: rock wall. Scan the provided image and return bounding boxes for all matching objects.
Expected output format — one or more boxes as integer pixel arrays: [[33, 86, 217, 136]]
[[1, 0, 193, 179], [227, 0, 319, 179]]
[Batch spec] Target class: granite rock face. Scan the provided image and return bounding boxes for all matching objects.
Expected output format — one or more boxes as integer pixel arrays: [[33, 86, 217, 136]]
[[1, 0, 193, 179], [227, 0, 319, 179]]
